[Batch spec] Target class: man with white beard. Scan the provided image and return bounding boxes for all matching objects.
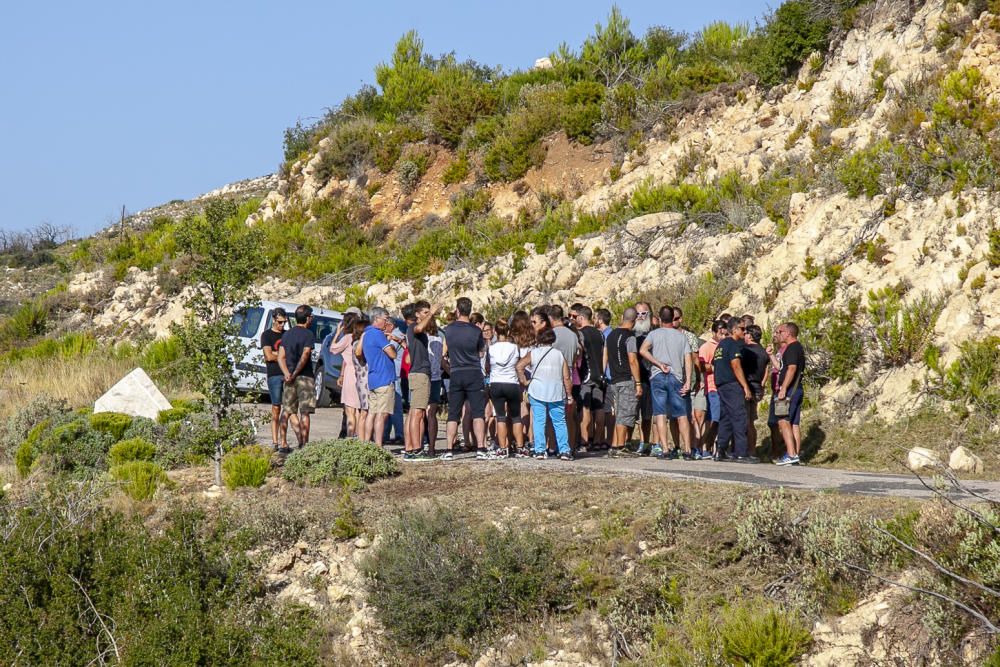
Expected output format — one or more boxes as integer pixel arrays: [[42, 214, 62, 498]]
[[633, 301, 654, 454]]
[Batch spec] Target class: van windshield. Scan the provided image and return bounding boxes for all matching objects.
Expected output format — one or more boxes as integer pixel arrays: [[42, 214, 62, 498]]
[[310, 315, 339, 345], [231, 307, 264, 339]]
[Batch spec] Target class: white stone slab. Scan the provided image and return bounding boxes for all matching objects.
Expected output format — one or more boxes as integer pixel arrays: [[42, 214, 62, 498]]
[[93, 367, 172, 421]]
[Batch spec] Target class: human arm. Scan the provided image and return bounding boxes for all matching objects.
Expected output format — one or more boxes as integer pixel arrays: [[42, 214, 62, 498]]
[[329, 332, 353, 354], [413, 304, 442, 334], [639, 338, 669, 374], [562, 359, 573, 402], [290, 344, 312, 380], [681, 351, 693, 394], [515, 352, 533, 386], [277, 345, 291, 382], [730, 357, 751, 400], [778, 364, 798, 400], [262, 344, 278, 363], [627, 352, 643, 397]]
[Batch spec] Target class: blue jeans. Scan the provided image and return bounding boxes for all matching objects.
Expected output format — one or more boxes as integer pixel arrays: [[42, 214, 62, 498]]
[[383, 384, 405, 441], [651, 373, 690, 418], [529, 397, 570, 455]]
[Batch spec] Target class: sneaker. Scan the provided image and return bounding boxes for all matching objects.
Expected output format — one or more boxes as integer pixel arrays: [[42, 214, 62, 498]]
[[651, 444, 664, 458], [415, 451, 437, 461], [277, 446, 293, 455], [791, 455, 802, 465], [712, 451, 727, 462], [693, 448, 707, 460], [667, 448, 680, 460], [636, 442, 651, 456], [681, 452, 695, 461], [475, 449, 490, 460], [533, 453, 547, 460], [402, 452, 417, 462], [496, 448, 509, 459], [559, 452, 574, 461], [608, 446, 638, 458], [440, 451, 454, 461], [733, 456, 760, 464], [775, 454, 795, 466], [516, 447, 532, 458]]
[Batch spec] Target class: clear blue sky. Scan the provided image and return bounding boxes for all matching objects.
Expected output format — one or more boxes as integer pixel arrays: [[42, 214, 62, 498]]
[[0, 1, 771, 236]]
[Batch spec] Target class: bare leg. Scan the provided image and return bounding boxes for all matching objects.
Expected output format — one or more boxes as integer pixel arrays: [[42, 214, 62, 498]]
[[446, 420, 459, 451], [373, 413, 388, 447], [270, 405, 281, 445], [654, 415, 669, 452], [792, 424, 802, 457], [298, 413, 311, 446], [581, 407, 592, 446], [472, 417, 487, 451], [692, 409, 706, 452], [674, 415, 692, 454], [426, 403, 439, 453], [407, 408, 426, 453], [496, 418, 509, 450], [778, 420, 795, 457]]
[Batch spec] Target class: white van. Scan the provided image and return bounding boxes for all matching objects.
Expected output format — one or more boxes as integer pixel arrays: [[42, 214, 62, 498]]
[[230, 301, 343, 406]]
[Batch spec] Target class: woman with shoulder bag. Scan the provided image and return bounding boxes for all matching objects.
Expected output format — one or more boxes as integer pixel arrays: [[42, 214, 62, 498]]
[[516, 327, 573, 461]]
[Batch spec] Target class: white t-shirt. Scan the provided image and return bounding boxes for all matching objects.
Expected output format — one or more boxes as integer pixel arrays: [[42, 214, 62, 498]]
[[527, 345, 566, 403], [489, 341, 521, 384]]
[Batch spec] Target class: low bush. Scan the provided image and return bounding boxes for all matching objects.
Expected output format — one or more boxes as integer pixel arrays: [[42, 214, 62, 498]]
[[313, 118, 376, 183], [397, 146, 434, 194], [107, 438, 156, 467], [0, 299, 49, 344], [372, 122, 424, 173], [867, 287, 943, 367], [838, 140, 888, 198], [110, 460, 172, 500], [990, 226, 1000, 268], [15, 440, 35, 478], [926, 335, 1000, 415], [720, 600, 813, 666], [790, 303, 864, 384], [441, 152, 471, 184], [363, 505, 568, 649], [0, 496, 322, 664], [283, 438, 399, 486], [222, 445, 271, 489], [749, 0, 832, 87], [332, 488, 363, 540], [30, 416, 115, 478], [450, 188, 493, 225], [89, 412, 134, 441]]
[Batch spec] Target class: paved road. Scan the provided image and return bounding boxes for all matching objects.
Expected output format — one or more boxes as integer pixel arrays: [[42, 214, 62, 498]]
[[258, 406, 1000, 501]]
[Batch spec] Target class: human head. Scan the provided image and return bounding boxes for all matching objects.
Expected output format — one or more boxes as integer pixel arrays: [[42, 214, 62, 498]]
[[746, 324, 763, 344], [456, 297, 472, 318], [482, 321, 494, 341], [530, 306, 551, 334], [621, 307, 637, 329], [401, 303, 417, 323], [536, 327, 557, 346], [413, 299, 430, 322], [575, 305, 593, 326], [272, 307, 288, 329], [294, 304, 313, 325], [547, 304, 565, 326], [672, 306, 684, 329], [711, 319, 729, 342], [352, 317, 370, 338], [471, 312, 485, 328], [741, 314, 755, 327], [494, 320, 510, 340], [658, 305, 676, 328], [596, 308, 612, 329], [634, 302, 652, 335], [726, 316, 745, 340], [511, 311, 535, 347], [341, 312, 358, 335], [369, 306, 391, 332], [782, 322, 800, 341]]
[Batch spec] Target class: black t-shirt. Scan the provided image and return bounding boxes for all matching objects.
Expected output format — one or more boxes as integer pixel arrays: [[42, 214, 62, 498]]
[[443, 321, 485, 373], [778, 341, 806, 389], [261, 328, 284, 378], [579, 326, 605, 384], [281, 326, 315, 379], [406, 328, 431, 376], [636, 333, 651, 383], [607, 328, 638, 384], [741, 344, 770, 391], [712, 337, 744, 387]]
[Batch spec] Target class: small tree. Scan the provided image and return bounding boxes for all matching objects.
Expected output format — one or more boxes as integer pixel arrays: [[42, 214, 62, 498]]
[[173, 199, 263, 485]]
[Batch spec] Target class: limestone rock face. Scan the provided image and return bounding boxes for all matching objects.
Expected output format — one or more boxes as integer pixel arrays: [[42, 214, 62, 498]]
[[907, 447, 941, 472], [949, 446, 985, 474], [93, 368, 172, 421]]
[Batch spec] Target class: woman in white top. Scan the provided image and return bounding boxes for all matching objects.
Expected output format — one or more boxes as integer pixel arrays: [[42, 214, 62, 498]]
[[426, 324, 444, 454], [516, 327, 573, 460], [488, 320, 524, 456]]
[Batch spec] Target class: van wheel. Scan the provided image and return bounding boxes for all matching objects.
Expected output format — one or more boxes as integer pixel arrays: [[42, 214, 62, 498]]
[[315, 363, 333, 408]]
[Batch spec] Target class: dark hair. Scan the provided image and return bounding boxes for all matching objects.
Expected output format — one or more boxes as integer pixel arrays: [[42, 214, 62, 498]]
[[341, 312, 358, 335], [711, 319, 728, 334], [548, 304, 564, 320], [658, 305, 675, 323], [413, 300, 430, 311], [673, 306, 683, 318], [784, 322, 800, 337], [352, 317, 370, 339], [577, 305, 593, 321], [511, 312, 535, 347], [401, 303, 416, 321], [471, 313, 485, 325], [596, 308, 612, 326], [272, 307, 288, 321], [747, 324, 763, 343], [295, 304, 313, 324], [726, 316, 744, 332], [456, 297, 472, 317], [536, 328, 556, 346], [570, 302, 585, 313], [494, 320, 510, 339]]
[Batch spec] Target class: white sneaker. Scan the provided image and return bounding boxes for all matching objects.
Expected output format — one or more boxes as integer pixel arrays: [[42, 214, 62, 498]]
[[441, 451, 454, 461]]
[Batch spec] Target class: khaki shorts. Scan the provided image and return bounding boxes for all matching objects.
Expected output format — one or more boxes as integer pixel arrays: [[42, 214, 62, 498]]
[[369, 384, 395, 415], [281, 375, 316, 414], [408, 373, 430, 411]]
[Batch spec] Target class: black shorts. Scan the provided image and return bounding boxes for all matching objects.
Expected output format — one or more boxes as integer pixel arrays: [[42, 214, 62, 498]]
[[447, 369, 486, 422], [490, 382, 522, 420], [577, 381, 605, 411]]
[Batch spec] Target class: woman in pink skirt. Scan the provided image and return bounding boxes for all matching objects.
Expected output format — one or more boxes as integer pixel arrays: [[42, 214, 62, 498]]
[[329, 312, 360, 437]]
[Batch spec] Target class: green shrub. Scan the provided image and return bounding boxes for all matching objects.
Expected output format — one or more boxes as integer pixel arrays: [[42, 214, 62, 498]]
[[749, 0, 832, 86], [607, 574, 683, 647], [928, 336, 1000, 414], [426, 68, 498, 147], [450, 188, 493, 225], [332, 488, 363, 540], [867, 287, 943, 367], [283, 438, 399, 486], [0, 499, 322, 664], [33, 417, 115, 477], [363, 505, 568, 649], [838, 140, 887, 198], [989, 226, 1000, 268], [15, 440, 35, 478], [829, 85, 866, 127], [791, 303, 864, 384], [871, 55, 893, 101], [89, 412, 134, 441], [561, 80, 605, 144], [0, 397, 68, 462], [375, 30, 437, 119], [720, 600, 812, 667], [932, 67, 999, 134], [222, 445, 271, 489], [441, 152, 471, 184], [0, 299, 49, 343], [313, 118, 376, 183], [397, 146, 434, 194], [372, 121, 424, 173], [107, 438, 156, 467], [110, 460, 172, 500]]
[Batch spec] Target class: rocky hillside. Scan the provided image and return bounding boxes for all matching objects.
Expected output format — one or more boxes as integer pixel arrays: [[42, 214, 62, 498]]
[[62, 0, 999, 434]]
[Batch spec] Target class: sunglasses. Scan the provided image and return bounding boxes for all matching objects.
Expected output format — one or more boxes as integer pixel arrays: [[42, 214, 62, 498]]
[[637, 312, 649, 318]]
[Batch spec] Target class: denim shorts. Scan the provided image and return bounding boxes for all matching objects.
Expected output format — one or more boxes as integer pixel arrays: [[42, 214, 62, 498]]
[[651, 372, 690, 419], [266, 375, 284, 406]]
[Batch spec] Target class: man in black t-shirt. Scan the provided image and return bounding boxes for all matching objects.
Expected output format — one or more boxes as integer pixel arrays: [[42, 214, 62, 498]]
[[403, 300, 440, 461], [741, 325, 771, 457], [278, 305, 316, 452], [770, 321, 807, 466], [604, 307, 643, 453], [442, 297, 486, 460], [260, 307, 294, 450], [574, 306, 606, 450], [712, 317, 755, 462]]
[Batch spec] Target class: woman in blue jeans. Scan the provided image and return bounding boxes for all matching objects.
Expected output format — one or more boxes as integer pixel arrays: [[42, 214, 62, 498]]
[[516, 328, 574, 461]]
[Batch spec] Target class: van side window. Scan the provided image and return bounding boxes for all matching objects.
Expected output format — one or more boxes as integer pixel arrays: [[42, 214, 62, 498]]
[[235, 307, 264, 338]]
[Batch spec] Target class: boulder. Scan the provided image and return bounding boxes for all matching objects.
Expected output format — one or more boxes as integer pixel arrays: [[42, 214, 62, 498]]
[[625, 212, 683, 237], [907, 447, 941, 472], [93, 368, 172, 421], [949, 446, 985, 474]]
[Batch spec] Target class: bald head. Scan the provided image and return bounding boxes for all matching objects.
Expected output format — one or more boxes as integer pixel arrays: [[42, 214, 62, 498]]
[[622, 307, 637, 323]]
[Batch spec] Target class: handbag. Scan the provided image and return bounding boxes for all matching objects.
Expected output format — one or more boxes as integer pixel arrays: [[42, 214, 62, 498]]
[[773, 371, 800, 417]]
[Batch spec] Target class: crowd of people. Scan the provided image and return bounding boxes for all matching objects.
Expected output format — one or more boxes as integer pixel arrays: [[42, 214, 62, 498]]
[[263, 298, 807, 466]]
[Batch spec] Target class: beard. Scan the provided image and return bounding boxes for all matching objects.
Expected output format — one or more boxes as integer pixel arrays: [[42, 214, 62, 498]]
[[634, 318, 651, 336]]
